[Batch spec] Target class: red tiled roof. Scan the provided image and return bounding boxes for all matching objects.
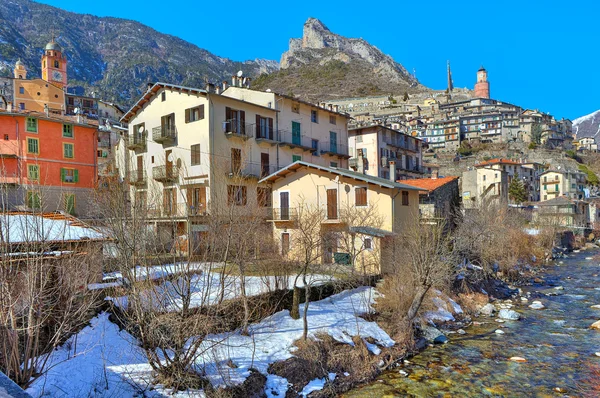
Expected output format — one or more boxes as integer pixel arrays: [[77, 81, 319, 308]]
[[0, 109, 99, 127], [474, 158, 522, 167], [399, 176, 459, 193]]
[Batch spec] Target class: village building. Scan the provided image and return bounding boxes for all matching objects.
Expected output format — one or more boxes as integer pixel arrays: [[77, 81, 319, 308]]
[[539, 169, 587, 201], [258, 161, 421, 274], [347, 124, 424, 181], [400, 174, 460, 226], [532, 196, 589, 229], [461, 167, 509, 209]]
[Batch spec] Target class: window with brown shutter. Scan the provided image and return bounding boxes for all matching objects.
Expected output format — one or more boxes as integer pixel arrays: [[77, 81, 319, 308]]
[[257, 187, 272, 207], [355, 187, 367, 206], [227, 185, 247, 206], [191, 144, 201, 165], [402, 191, 409, 206]]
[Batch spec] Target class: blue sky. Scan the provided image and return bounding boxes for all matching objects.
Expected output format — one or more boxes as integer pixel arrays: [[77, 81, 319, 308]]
[[38, 0, 599, 120]]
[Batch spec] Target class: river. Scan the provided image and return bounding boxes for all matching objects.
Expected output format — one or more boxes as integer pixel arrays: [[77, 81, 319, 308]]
[[345, 249, 600, 397]]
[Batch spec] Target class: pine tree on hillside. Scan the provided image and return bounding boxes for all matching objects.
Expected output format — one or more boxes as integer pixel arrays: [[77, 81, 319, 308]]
[[509, 178, 528, 204]]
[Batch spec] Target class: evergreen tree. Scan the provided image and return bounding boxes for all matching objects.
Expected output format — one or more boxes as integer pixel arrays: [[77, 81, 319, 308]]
[[403, 91, 409, 101], [508, 177, 528, 204]]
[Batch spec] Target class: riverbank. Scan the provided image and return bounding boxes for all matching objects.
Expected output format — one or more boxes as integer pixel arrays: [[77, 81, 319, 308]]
[[345, 246, 600, 397]]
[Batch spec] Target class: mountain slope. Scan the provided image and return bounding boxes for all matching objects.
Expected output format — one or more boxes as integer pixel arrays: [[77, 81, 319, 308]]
[[0, 0, 278, 106], [252, 18, 429, 101], [574, 109, 600, 140]]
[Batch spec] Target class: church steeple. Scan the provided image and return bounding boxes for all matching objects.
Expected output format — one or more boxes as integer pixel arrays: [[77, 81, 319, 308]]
[[13, 59, 27, 79], [41, 36, 67, 89], [447, 60, 453, 93]]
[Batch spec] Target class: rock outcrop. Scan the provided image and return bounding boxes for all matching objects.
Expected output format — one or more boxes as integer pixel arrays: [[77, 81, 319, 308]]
[[574, 109, 600, 140]]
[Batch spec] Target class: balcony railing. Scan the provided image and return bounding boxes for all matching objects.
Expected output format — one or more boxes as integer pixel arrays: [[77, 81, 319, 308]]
[[255, 125, 278, 143], [128, 170, 147, 186], [382, 136, 418, 152], [98, 139, 111, 148], [320, 141, 349, 158], [279, 130, 315, 152], [542, 179, 560, 184], [227, 162, 278, 179], [127, 133, 146, 151], [152, 165, 179, 182], [152, 125, 177, 143], [269, 207, 298, 221], [223, 120, 253, 139]]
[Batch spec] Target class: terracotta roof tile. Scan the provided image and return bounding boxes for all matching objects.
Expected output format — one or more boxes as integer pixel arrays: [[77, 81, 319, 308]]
[[474, 158, 522, 167], [399, 176, 459, 193]]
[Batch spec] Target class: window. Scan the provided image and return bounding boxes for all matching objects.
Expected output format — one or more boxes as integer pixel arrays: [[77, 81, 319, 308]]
[[161, 92, 166, 101], [402, 191, 409, 206], [26, 118, 37, 133], [483, 175, 486, 181], [151, 156, 154, 163], [256, 115, 274, 139], [311, 110, 318, 123], [63, 124, 73, 138], [26, 191, 41, 209], [28, 164, 39, 181], [19, 103, 25, 110], [227, 185, 247, 206], [19, 87, 24, 94], [63, 143, 74, 159], [185, 105, 205, 123], [27, 138, 39, 154], [257, 187, 272, 207], [97, 150, 102, 157], [281, 233, 290, 256], [54, 60, 60, 68], [292, 155, 302, 162], [555, 184, 559, 191], [63, 194, 75, 215], [364, 237, 372, 250], [60, 168, 79, 183], [191, 144, 201, 165], [355, 187, 367, 206], [330, 162, 338, 167], [291, 103, 300, 114], [231, 148, 241, 173], [4, 134, 8, 140], [311, 139, 319, 155], [329, 115, 336, 125]]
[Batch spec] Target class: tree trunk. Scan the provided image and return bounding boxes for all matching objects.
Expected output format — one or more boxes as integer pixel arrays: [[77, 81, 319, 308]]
[[302, 282, 310, 340], [291, 285, 301, 319], [405, 285, 429, 322]]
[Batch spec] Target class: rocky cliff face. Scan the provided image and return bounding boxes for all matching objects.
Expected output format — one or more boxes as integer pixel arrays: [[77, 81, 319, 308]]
[[252, 18, 427, 101], [574, 110, 600, 140], [0, 0, 278, 107]]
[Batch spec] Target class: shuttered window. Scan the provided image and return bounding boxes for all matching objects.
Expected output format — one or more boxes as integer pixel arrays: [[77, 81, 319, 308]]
[[257, 187, 272, 207], [27, 138, 39, 154], [191, 144, 201, 165], [355, 187, 367, 206], [26, 191, 41, 209], [26, 118, 37, 133], [227, 185, 247, 206], [185, 105, 205, 123], [63, 124, 73, 138], [63, 143, 74, 159], [63, 194, 75, 215], [402, 191, 409, 206], [28, 164, 39, 181], [60, 168, 79, 183]]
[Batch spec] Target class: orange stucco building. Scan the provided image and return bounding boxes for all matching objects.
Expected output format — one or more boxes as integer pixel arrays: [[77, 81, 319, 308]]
[[0, 110, 98, 216]]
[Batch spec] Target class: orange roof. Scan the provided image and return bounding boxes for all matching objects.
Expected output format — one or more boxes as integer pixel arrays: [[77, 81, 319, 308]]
[[399, 176, 459, 193], [474, 158, 521, 167], [0, 109, 99, 128]]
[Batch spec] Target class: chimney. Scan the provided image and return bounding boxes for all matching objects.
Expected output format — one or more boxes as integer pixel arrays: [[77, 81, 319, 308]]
[[7, 102, 12, 112], [44, 104, 49, 117], [223, 80, 229, 92], [389, 160, 396, 182], [77, 113, 82, 124], [245, 77, 252, 88], [146, 82, 154, 92], [432, 169, 439, 179], [328, 104, 333, 111], [333, 105, 339, 113], [232, 75, 237, 87], [214, 85, 221, 95], [357, 155, 365, 174]]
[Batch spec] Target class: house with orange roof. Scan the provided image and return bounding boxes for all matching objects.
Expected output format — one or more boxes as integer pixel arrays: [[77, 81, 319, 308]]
[[400, 175, 460, 226], [475, 158, 545, 201]]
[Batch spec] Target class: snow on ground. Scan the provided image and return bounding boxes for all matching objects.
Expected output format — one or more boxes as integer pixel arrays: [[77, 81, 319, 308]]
[[423, 289, 463, 323], [1, 214, 106, 243], [27, 287, 392, 397]]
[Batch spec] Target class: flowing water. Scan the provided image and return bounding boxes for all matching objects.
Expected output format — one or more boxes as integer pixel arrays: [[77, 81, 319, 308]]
[[345, 250, 600, 397]]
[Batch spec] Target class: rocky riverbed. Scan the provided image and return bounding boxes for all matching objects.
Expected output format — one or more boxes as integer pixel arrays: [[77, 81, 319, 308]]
[[345, 249, 600, 397]]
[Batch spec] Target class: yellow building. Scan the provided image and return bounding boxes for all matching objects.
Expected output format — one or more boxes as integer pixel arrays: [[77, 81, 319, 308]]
[[540, 169, 587, 201], [259, 161, 421, 274]]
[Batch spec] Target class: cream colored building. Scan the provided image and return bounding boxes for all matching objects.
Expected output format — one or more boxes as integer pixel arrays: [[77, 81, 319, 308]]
[[348, 124, 424, 181], [540, 169, 587, 201], [461, 167, 509, 209], [259, 161, 421, 274], [119, 82, 350, 254]]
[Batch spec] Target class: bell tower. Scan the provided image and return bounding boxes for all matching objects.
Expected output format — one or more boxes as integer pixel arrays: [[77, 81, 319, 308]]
[[41, 38, 67, 89], [474, 66, 490, 99], [13, 59, 27, 79]]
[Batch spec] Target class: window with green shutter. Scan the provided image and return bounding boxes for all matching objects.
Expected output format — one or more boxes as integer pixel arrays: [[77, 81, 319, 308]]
[[63, 124, 73, 138], [61, 168, 78, 183], [63, 143, 74, 159], [63, 194, 75, 215], [26, 191, 41, 209], [26, 118, 37, 133], [27, 138, 39, 154], [292, 155, 302, 162], [27, 164, 39, 181]]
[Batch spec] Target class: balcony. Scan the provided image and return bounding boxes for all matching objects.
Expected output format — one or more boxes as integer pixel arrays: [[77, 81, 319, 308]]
[[320, 142, 350, 158], [279, 130, 315, 152], [127, 133, 146, 151], [255, 125, 279, 145], [128, 171, 147, 187], [152, 125, 177, 144], [227, 162, 278, 179], [223, 120, 252, 140], [542, 179, 560, 185], [268, 207, 298, 222], [98, 139, 111, 148], [152, 165, 179, 183], [0, 141, 18, 158]]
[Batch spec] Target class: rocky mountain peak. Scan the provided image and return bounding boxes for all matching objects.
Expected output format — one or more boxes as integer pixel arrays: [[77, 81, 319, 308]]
[[574, 109, 600, 139]]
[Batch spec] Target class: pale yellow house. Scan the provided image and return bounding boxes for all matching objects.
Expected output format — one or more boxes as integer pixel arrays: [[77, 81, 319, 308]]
[[540, 169, 587, 201], [259, 161, 421, 274], [461, 167, 509, 209]]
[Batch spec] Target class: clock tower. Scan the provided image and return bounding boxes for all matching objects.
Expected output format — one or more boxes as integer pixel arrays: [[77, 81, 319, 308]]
[[41, 39, 67, 89]]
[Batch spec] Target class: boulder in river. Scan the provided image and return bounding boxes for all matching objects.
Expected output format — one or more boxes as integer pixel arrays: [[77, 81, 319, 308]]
[[591, 305, 600, 309], [479, 303, 496, 316], [498, 309, 521, 320], [433, 335, 449, 344], [529, 301, 545, 310], [422, 326, 445, 342], [539, 287, 565, 296], [495, 329, 505, 334], [509, 356, 527, 362], [590, 321, 600, 330]]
